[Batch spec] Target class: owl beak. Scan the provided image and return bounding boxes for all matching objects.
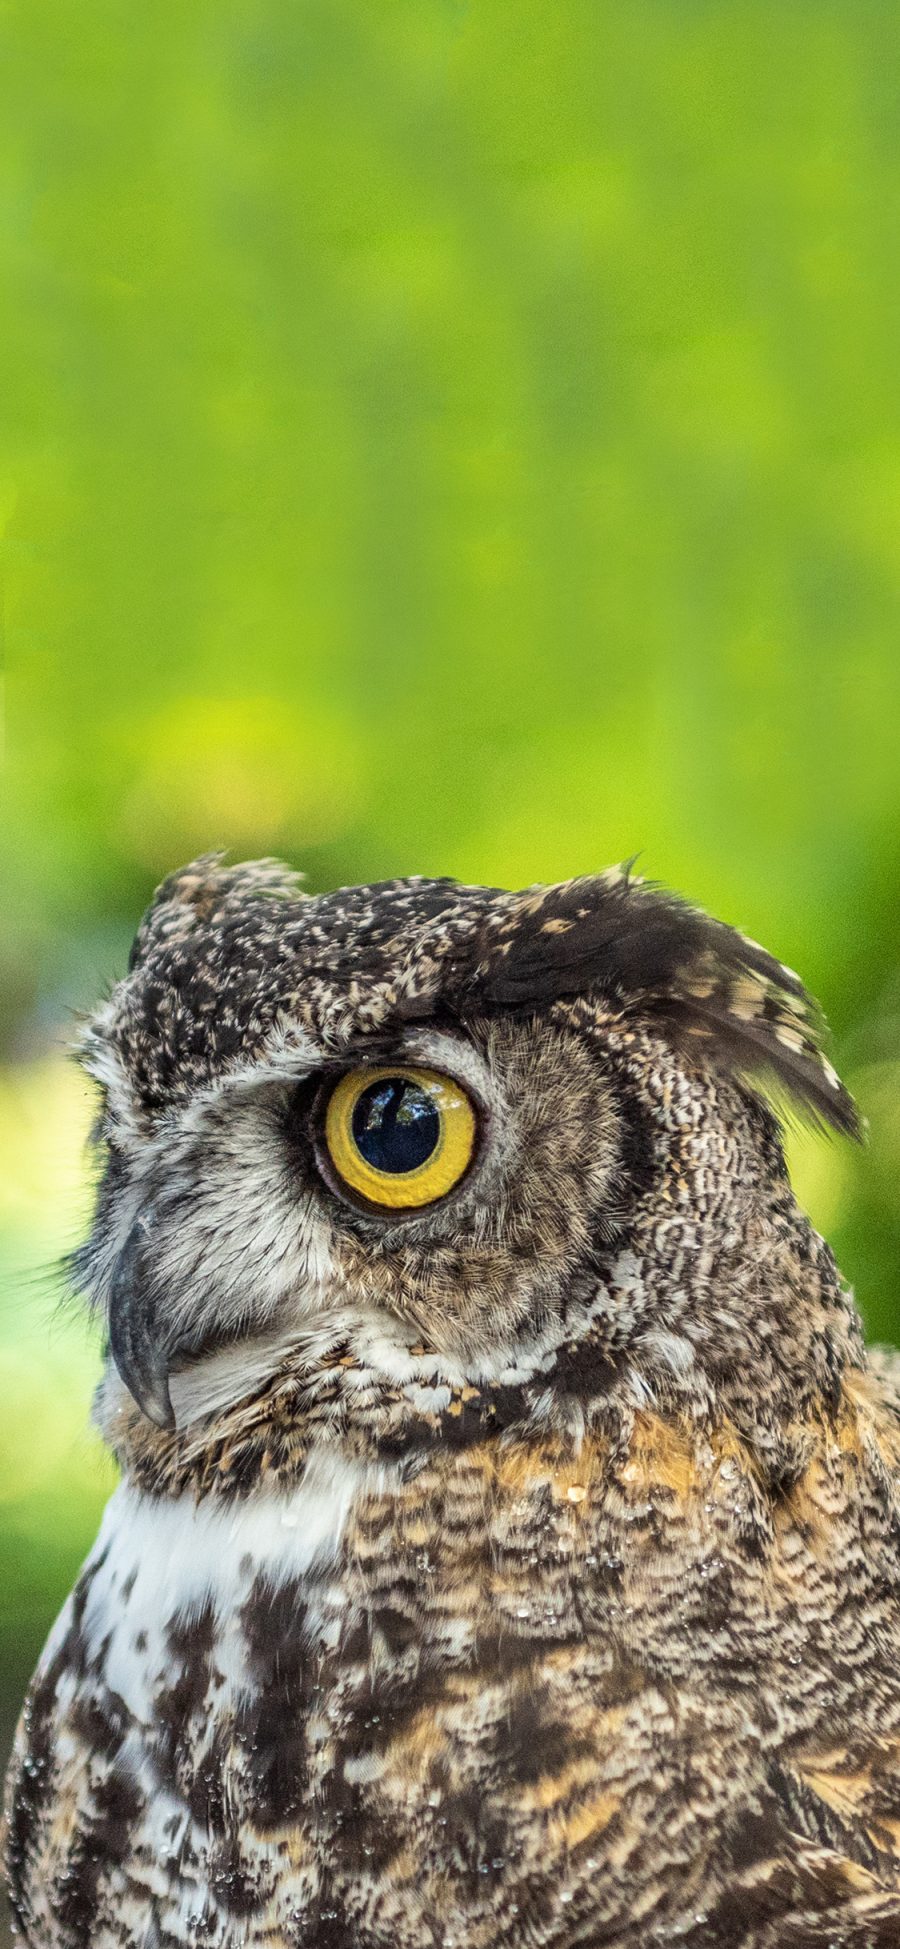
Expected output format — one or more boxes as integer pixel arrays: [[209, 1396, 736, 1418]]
[[107, 1213, 176, 1430]]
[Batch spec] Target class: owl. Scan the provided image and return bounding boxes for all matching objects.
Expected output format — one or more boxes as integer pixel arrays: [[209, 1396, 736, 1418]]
[[6, 855, 900, 1949]]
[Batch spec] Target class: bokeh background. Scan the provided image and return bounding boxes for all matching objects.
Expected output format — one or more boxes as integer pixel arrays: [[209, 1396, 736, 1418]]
[[2, 0, 900, 1915]]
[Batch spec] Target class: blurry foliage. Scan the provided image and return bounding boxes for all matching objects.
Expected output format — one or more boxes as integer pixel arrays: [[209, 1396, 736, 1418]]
[[1, 0, 900, 1817]]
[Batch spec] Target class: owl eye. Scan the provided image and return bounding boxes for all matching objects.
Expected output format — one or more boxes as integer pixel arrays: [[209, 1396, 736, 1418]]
[[323, 1064, 478, 1210]]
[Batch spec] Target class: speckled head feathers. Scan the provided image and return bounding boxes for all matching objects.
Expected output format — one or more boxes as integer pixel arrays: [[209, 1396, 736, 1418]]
[[13, 857, 900, 1949], [86, 853, 858, 1138], [69, 853, 862, 1450]]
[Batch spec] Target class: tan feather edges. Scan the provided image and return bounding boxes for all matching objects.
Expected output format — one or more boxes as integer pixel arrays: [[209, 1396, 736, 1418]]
[[465, 869, 860, 1138]]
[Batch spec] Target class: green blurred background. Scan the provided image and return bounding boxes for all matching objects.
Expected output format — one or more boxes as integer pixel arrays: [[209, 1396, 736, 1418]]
[[2, 0, 900, 1899]]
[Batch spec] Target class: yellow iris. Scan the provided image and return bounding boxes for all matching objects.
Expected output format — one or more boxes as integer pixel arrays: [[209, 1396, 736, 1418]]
[[324, 1064, 477, 1209]]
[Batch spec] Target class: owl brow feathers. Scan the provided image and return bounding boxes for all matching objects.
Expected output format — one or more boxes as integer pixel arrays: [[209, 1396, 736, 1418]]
[[96, 854, 858, 1140], [450, 869, 861, 1139]]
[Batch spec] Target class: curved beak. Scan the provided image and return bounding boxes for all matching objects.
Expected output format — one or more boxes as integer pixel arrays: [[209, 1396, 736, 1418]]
[[107, 1212, 176, 1430]]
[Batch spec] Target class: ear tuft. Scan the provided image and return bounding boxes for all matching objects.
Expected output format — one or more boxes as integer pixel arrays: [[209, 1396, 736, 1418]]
[[467, 869, 860, 1139], [662, 937, 860, 1138], [128, 855, 306, 972]]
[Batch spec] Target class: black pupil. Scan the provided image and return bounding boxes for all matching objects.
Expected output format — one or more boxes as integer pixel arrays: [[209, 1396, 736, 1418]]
[[351, 1076, 441, 1175]]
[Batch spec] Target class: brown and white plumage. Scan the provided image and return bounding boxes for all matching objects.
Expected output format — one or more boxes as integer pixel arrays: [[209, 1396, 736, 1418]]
[[6, 857, 900, 1949]]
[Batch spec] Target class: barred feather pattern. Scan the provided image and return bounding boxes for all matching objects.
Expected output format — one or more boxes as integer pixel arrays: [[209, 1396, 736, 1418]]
[[5, 862, 896, 1949]]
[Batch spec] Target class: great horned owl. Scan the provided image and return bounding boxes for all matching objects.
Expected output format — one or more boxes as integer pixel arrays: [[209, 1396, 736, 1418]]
[[6, 856, 900, 1949]]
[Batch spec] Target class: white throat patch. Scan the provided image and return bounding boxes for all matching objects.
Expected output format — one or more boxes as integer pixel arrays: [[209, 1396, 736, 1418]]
[[74, 1446, 392, 1724]]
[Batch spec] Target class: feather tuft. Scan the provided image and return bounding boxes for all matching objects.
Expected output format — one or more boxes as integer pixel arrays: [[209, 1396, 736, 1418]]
[[462, 871, 859, 1138]]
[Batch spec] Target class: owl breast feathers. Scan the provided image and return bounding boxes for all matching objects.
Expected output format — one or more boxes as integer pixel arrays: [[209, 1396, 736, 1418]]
[[7, 857, 900, 1949]]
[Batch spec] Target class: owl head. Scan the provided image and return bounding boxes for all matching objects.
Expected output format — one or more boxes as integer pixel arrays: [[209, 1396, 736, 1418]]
[[75, 857, 860, 1465]]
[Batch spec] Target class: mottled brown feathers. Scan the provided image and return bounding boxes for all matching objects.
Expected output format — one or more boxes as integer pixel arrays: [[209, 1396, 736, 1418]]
[[465, 868, 860, 1136], [7, 856, 895, 1949], [96, 854, 857, 1135]]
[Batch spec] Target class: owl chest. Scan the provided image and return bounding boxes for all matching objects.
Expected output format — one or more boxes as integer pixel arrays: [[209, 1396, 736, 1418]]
[[58, 1442, 745, 1844], [49, 1457, 643, 1941], [15, 1431, 897, 1948]]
